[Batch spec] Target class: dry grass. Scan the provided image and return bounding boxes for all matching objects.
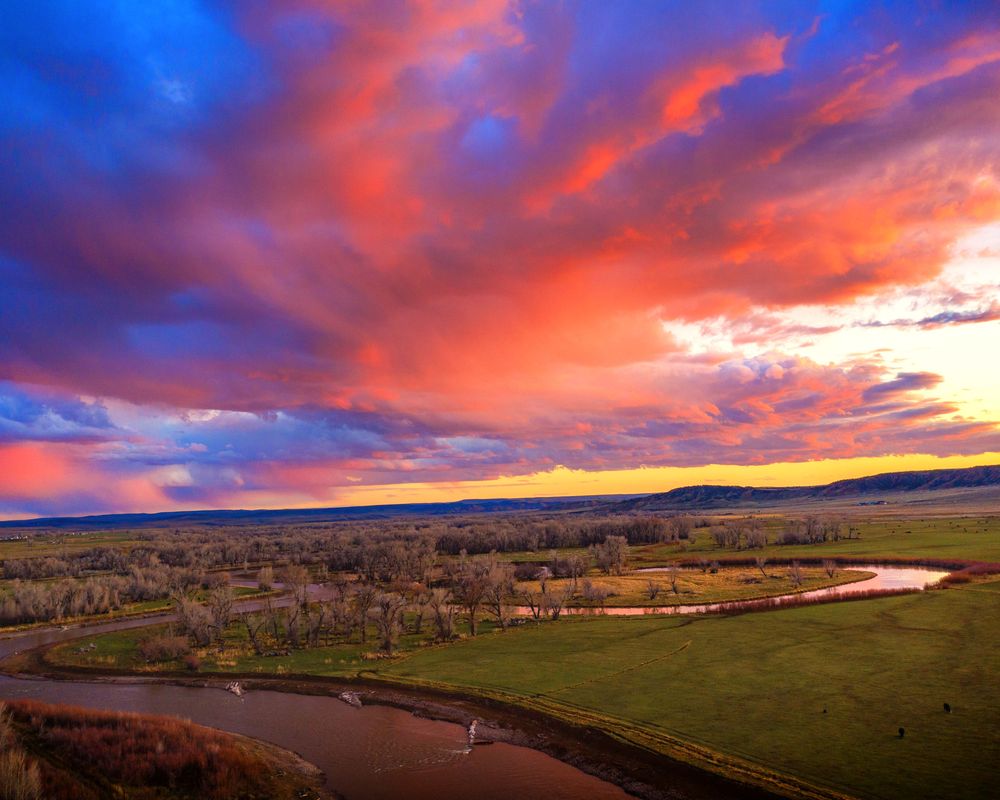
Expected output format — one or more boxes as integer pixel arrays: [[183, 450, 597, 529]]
[[3, 699, 325, 800]]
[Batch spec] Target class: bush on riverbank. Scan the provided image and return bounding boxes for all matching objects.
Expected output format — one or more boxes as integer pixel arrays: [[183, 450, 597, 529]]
[[0, 699, 326, 799]]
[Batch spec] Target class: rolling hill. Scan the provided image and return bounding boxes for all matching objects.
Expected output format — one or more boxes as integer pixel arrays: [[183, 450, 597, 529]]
[[607, 465, 1000, 512], [1, 465, 997, 530]]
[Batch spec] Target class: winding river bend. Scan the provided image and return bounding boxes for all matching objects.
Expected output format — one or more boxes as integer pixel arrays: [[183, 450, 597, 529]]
[[535, 563, 952, 616], [0, 564, 949, 799]]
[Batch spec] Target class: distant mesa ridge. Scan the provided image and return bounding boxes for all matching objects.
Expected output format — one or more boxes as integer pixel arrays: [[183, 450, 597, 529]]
[[0, 495, 631, 529], [608, 465, 1000, 512], [1, 465, 997, 529]]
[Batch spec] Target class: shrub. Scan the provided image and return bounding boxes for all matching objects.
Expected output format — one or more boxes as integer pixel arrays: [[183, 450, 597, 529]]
[[0, 748, 41, 800], [138, 635, 190, 663], [704, 587, 918, 616], [513, 562, 543, 581], [184, 654, 202, 672], [3, 699, 292, 799]]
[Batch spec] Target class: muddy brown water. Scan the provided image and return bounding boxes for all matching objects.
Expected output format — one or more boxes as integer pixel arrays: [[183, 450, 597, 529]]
[[0, 564, 948, 799], [0, 614, 629, 799]]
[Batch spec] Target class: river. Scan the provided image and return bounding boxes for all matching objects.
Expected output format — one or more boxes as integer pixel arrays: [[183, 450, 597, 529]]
[[0, 563, 949, 799], [0, 604, 629, 799], [513, 564, 950, 616]]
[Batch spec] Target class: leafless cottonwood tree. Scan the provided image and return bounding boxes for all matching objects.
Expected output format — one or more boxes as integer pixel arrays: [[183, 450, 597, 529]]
[[257, 565, 274, 591], [242, 613, 267, 655], [668, 564, 680, 595], [590, 535, 629, 575], [545, 584, 574, 620], [581, 579, 609, 607], [519, 587, 544, 620], [755, 556, 768, 578], [454, 560, 490, 636], [484, 563, 515, 630], [428, 588, 456, 640], [207, 584, 233, 642], [372, 592, 407, 654], [173, 593, 214, 646], [282, 564, 310, 608], [352, 584, 379, 644], [406, 583, 432, 635]]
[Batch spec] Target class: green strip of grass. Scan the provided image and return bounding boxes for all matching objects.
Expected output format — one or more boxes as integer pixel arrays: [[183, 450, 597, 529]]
[[379, 586, 1000, 800], [634, 516, 1000, 565]]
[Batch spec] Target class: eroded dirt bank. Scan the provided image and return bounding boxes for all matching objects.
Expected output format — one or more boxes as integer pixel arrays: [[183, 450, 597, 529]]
[[4, 643, 843, 800]]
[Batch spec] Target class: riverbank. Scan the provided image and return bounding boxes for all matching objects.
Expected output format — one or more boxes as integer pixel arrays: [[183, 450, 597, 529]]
[[1, 695, 331, 799], [2, 646, 803, 800], [0, 586, 274, 637], [527, 567, 877, 610], [4, 567, 995, 800]]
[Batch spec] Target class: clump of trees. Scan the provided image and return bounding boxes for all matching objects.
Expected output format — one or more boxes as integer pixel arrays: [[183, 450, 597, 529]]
[[590, 536, 629, 575], [710, 518, 766, 550], [776, 516, 852, 545], [0, 564, 205, 626]]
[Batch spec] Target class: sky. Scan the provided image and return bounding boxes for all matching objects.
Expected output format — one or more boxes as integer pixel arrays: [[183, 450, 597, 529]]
[[1, 0, 999, 519]]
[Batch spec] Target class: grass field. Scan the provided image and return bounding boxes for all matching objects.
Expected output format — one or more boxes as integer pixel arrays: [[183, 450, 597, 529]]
[[13, 514, 1000, 799], [43, 614, 497, 676], [377, 583, 1000, 800], [41, 581, 1000, 799], [633, 516, 1000, 566], [0, 530, 139, 560]]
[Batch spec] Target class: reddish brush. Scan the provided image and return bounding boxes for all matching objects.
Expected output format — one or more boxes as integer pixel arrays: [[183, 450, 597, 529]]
[[5, 700, 276, 800], [700, 587, 920, 616]]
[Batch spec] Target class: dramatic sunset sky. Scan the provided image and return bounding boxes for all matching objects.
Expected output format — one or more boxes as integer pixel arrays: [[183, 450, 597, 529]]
[[2, 1, 999, 519]]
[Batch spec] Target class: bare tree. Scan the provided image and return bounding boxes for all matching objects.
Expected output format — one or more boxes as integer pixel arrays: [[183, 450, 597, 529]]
[[207, 584, 233, 640], [173, 593, 214, 646], [372, 592, 407, 654], [789, 561, 804, 587], [243, 613, 267, 655], [406, 583, 432, 635], [484, 563, 515, 630], [565, 554, 588, 581], [581, 579, 609, 607], [589, 535, 629, 575], [282, 564, 310, 609], [455, 561, 490, 636], [535, 565, 552, 595], [546, 584, 574, 620], [755, 556, 768, 578], [519, 587, 544, 620], [303, 603, 329, 648], [263, 596, 282, 641], [646, 580, 662, 601], [352, 583, 379, 644], [428, 588, 456, 640], [823, 559, 837, 578], [257, 565, 274, 591], [286, 603, 302, 648], [668, 564, 680, 594]]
